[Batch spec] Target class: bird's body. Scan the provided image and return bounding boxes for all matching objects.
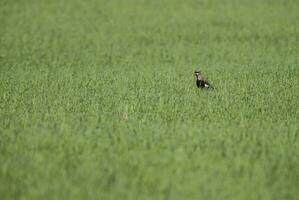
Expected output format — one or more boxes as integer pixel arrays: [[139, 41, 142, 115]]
[[194, 70, 213, 89]]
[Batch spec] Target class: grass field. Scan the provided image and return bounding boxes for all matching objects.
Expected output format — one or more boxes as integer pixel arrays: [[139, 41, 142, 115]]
[[1, 0, 299, 199]]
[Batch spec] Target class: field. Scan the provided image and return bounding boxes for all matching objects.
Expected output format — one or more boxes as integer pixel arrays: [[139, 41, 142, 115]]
[[0, 0, 299, 199]]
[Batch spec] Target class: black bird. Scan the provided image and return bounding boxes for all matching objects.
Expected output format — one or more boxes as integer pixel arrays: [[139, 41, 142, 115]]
[[194, 70, 213, 89]]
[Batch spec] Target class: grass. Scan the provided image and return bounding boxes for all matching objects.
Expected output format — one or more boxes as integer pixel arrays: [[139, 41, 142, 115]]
[[0, 0, 299, 199]]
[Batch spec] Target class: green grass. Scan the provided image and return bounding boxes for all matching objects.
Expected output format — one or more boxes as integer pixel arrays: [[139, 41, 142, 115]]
[[1, 0, 299, 199]]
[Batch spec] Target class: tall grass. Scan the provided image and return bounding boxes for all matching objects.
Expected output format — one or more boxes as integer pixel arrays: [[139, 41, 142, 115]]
[[0, 0, 299, 199]]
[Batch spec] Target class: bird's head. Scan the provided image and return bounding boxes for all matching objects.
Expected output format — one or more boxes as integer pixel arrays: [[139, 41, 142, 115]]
[[194, 70, 201, 77]]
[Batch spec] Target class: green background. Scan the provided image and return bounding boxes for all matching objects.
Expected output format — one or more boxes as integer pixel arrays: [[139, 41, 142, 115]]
[[0, 0, 298, 199]]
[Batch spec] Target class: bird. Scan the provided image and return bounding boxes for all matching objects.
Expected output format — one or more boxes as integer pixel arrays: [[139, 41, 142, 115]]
[[194, 70, 214, 89]]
